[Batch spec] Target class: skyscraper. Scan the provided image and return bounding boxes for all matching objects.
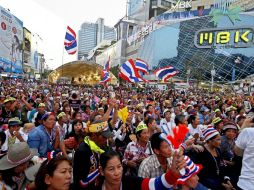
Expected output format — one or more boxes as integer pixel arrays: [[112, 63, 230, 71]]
[[78, 18, 116, 60]]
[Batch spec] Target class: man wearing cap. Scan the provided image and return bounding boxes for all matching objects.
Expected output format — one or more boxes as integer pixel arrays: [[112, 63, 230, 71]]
[[123, 122, 152, 177], [199, 106, 212, 125], [212, 117, 224, 134], [73, 101, 115, 189], [160, 109, 175, 135], [1, 97, 16, 124], [1, 117, 24, 151], [31, 103, 46, 123], [214, 108, 222, 118]]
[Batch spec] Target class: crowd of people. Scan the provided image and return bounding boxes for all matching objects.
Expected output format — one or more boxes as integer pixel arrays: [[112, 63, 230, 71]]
[[0, 78, 254, 190]]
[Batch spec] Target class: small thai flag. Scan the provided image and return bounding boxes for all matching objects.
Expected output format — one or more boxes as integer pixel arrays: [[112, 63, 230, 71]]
[[100, 69, 111, 84], [64, 26, 77, 55], [154, 66, 179, 82], [104, 57, 110, 71]]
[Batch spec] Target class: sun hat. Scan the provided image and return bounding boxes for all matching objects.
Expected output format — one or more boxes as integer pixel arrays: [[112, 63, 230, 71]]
[[57, 112, 66, 120], [98, 107, 104, 111], [200, 106, 209, 112], [163, 108, 171, 116], [214, 109, 221, 113], [8, 117, 22, 126], [202, 126, 219, 141], [4, 97, 15, 104], [212, 117, 222, 125], [177, 156, 203, 184], [135, 122, 148, 134], [38, 103, 46, 108], [223, 122, 238, 131], [0, 142, 37, 170], [215, 96, 220, 101]]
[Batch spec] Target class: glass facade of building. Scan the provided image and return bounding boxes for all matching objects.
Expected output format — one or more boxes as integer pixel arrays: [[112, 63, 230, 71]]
[[137, 13, 254, 82]]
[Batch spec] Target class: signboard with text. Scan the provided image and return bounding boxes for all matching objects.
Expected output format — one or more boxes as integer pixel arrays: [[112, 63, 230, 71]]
[[194, 26, 254, 49]]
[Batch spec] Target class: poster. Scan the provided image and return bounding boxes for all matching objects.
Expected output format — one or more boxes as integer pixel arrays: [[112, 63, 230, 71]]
[[0, 6, 23, 74]]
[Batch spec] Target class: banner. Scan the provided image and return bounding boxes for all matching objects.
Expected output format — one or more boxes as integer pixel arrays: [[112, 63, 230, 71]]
[[0, 6, 23, 74], [23, 28, 31, 52]]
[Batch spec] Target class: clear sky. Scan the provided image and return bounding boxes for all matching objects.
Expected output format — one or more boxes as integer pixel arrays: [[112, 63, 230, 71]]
[[0, 0, 127, 69]]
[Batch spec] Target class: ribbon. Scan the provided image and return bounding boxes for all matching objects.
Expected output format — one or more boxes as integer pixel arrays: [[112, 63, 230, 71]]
[[85, 121, 108, 133], [209, 6, 242, 25]]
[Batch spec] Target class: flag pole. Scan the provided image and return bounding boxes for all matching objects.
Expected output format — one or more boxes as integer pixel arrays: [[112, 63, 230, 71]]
[[61, 46, 65, 82]]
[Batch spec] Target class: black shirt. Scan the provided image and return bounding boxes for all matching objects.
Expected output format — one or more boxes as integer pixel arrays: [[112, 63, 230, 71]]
[[73, 142, 99, 190]]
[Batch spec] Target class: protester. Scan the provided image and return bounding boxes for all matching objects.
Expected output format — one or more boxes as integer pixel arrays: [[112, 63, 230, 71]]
[[72, 101, 114, 189], [138, 132, 173, 178], [27, 113, 60, 158], [1, 117, 24, 151], [123, 122, 152, 176], [96, 149, 186, 190], [0, 142, 37, 190], [1, 78, 254, 189], [234, 116, 254, 190], [34, 155, 72, 190]]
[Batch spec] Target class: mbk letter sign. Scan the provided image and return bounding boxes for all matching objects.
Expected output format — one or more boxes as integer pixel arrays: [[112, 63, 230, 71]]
[[170, 0, 192, 11]]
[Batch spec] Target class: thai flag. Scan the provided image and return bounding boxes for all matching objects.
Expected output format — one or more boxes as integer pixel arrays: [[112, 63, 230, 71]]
[[104, 57, 110, 71], [64, 26, 77, 55], [135, 58, 149, 74], [154, 66, 179, 82], [100, 69, 111, 84], [119, 59, 142, 83]]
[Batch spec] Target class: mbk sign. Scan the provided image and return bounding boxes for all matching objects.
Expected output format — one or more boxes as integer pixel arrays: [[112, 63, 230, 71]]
[[170, 0, 192, 11]]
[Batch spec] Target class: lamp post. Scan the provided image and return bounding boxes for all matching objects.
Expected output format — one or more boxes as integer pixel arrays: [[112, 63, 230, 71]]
[[40, 54, 45, 80], [186, 69, 191, 85], [211, 68, 216, 92]]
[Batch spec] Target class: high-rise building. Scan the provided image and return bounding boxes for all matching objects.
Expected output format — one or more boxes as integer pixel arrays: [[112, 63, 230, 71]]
[[78, 18, 116, 60]]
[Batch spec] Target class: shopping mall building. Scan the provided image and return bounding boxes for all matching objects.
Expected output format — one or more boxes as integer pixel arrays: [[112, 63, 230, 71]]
[[95, 0, 254, 83]]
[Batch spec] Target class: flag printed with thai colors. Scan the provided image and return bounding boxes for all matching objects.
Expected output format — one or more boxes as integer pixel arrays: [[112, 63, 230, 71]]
[[119, 59, 142, 83], [64, 26, 77, 54], [104, 57, 110, 71], [135, 58, 149, 74], [154, 66, 179, 82], [100, 69, 111, 84]]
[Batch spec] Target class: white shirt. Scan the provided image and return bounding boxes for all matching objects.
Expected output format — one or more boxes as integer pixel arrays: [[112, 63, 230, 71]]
[[160, 118, 175, 136], [235, 128, 254, 190], [188, 124, 203, 138], [2, 130, 21, 151], [19, 128, 28, 142]]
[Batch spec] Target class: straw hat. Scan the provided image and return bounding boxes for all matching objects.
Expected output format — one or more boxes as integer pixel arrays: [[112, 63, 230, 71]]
[[0, 142, 37, 170]]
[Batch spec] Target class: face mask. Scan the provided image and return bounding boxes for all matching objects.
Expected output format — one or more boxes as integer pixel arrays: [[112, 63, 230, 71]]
[[49, 97, 53, 101]]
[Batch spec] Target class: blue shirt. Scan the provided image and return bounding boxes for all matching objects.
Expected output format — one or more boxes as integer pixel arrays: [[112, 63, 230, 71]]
[[199, 113, 209, 125], [27, 125, 54, 158]]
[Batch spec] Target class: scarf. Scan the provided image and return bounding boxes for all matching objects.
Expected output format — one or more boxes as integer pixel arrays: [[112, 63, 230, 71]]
[[84, 136, 105, 154]]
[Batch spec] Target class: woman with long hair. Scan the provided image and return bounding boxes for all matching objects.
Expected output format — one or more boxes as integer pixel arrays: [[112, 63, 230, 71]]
[[64, 120, 85, 150]]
